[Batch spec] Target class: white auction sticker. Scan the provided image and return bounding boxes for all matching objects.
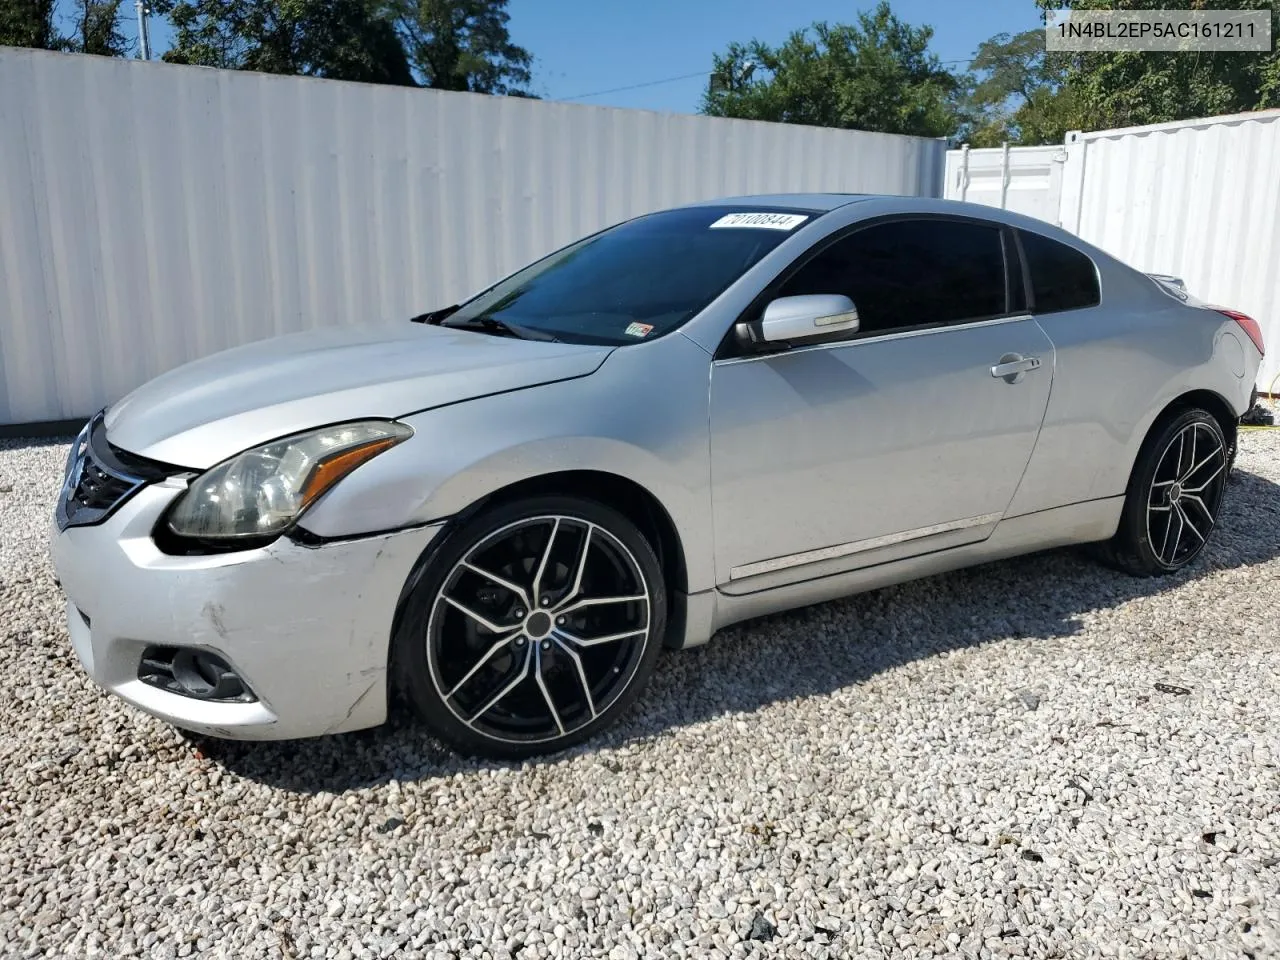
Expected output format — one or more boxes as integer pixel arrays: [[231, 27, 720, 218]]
[[709, 212, 809, 231]]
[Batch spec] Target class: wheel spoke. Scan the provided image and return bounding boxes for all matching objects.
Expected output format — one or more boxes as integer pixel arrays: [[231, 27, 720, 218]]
[[445, 633, 521, 698], [468, 644, 532, 725], [551, 631, 596, 719], [442, 595, 511, 635], [533, 645, 565, 736], [1183, 462, 1224, 493], [1148, 504, 1172, 512], [1180, 445, 1222, 485], [555, 593, 648, 616], [1157, 500, 1178, 564], [557, 626, 648, 648], [556, 524, 594, 610], [1177, 502, 1206, 543], [1181, 492, 1214, 523], [530, 518, 561, 605], [1167, 502, 1188, 561], [461, 561, 530, 609]]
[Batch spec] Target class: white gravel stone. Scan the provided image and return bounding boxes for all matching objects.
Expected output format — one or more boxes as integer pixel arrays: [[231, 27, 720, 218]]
[[2, 424, 1279, 958]]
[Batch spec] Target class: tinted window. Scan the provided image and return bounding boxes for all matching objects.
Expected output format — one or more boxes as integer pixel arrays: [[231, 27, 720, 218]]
[[1019, 229, 1100, 314], [444, 206, 810, 345], [778, 219, 1007, 335]]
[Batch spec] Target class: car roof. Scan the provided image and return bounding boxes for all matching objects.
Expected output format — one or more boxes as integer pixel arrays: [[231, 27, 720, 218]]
[[683, 193, 873, 212], [681, 194, 1063, 231]]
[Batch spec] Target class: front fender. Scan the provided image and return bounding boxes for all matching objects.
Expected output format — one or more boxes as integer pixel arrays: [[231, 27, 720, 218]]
[[298, 334, 717, 593]]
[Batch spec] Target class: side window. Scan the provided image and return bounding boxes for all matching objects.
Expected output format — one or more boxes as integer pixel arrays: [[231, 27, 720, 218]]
[[1019, 229, 1100, 314], [777, 219, 1007, 335]]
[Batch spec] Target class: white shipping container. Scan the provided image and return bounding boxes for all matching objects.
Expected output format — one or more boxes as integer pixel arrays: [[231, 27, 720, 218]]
[[0, 48, 945, 426], [947, 109, 1280, 394]]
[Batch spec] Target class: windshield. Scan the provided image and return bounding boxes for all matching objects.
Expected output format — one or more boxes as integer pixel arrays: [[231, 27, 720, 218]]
[[442, 206, 816, 345]]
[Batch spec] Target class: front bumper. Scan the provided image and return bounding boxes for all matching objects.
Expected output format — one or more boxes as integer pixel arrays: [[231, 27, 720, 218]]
[[49, 481, 440, 740]]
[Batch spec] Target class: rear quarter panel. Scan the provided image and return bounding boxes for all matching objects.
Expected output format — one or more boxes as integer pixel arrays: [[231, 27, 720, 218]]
[[1008, 259, 1256, 517]]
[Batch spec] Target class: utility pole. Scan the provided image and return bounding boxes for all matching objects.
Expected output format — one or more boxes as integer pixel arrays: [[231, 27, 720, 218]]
[[136, 0, 151, 60]]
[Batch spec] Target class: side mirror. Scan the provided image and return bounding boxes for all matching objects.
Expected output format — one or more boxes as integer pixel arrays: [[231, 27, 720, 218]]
[[757, 294, 859, 344]]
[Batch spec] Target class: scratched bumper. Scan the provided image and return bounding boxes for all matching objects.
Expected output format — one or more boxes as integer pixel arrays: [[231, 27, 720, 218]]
[[49, 483, 440, 740]]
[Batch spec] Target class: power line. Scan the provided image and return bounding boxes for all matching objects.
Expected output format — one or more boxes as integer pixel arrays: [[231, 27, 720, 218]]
[[561, 71, 710, 101], [560, 53, 978, 103]]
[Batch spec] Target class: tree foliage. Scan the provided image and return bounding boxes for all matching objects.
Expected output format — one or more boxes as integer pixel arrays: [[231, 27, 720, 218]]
[[70, 0, 128, 56], [0, 0, 59, 48], [700, 2, 963, 139], [1033, 0, 1280, 130], [392, 0, 532, 94], [152, 0, 414, 83], [153, 0, 531, 92], [1, 0, 127, 54], [962, 29, 1080, 146]]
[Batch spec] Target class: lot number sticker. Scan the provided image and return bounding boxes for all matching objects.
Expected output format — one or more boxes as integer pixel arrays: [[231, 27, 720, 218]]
[[709, 212, 809, 231]]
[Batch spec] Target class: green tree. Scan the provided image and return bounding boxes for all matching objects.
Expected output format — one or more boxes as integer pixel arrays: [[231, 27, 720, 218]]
[[390, 0, 532, 94], [1, 0, 129, 55], [154, 0, 532, 92], [154, 0, 414, 84], [962, 28, 1080, 146], [1036, 0, 1280, 129], [0, 0, 60, 48], [700, 2, 963, 138], [69, 0, 129, 56]]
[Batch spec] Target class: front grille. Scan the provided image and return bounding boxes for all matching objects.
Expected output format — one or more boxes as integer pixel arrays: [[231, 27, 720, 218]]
[[56, 413, 179, 531], [69, 456, 136, 513]]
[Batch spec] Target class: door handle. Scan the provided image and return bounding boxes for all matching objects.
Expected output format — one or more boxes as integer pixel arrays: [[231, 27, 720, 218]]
[[990, 354, 1042, 382]]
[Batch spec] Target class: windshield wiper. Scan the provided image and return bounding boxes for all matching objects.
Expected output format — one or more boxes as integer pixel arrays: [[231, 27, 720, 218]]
[[442, 316, 559, 342], [410, 304, 459, 325]]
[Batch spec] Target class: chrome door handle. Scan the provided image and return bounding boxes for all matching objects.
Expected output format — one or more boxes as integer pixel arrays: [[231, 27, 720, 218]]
[[990, 355, 1042, 382]]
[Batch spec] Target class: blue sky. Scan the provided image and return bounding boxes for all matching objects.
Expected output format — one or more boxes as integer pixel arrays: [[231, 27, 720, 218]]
[[127, 0, 1044, 114]]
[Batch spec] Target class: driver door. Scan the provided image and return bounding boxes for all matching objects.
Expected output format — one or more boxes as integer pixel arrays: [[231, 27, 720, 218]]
[[709, 216, 1054, 588]]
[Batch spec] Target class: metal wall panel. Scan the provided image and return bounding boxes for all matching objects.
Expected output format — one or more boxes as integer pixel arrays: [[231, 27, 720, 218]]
[[1064, 112, 1280, 393], [0, 48, 945, 425], [948, 110, 1280, 392], [944, 143, 1066, 225]]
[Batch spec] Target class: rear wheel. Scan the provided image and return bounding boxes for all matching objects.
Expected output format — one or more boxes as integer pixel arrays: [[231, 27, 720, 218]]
[[1098, 408, 1229, 576], [392, 496, 666, 759]]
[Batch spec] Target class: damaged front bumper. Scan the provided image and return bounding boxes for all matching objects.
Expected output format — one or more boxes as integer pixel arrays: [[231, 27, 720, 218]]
[[49, 482, 440, 740]]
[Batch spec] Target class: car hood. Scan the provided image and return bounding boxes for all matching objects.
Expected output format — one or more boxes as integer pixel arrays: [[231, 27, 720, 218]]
[[105, 323, 614, 468]]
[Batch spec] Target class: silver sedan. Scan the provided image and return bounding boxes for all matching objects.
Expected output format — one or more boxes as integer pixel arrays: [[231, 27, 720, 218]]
[[50, 195, 1265, 758]]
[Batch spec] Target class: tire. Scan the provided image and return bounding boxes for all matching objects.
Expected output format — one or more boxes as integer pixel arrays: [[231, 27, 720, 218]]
[[1097, 407, 1230, 576], [391, 495, 667, 759]]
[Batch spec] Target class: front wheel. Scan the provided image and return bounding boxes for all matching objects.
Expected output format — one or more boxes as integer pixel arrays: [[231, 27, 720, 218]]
[[391, 496, 666, 759], [1098, 408, 1230, 576]]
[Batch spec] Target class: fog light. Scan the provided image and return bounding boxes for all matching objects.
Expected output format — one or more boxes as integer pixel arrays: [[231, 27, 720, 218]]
[[138, 646, 257, 702]]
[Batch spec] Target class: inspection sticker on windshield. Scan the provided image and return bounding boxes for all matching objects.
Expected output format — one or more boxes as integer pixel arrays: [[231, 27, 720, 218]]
[[709, 212, 809, 231], [624, 322, 654, 338]]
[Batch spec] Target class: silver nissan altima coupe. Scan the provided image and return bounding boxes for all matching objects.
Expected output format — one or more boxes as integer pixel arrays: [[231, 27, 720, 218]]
[[50, 194, 1265, 758]]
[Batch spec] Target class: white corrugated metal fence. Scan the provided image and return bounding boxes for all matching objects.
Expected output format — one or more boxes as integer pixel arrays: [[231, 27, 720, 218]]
[[947, 110, 1280, 393], [0, 48, 945, 425]]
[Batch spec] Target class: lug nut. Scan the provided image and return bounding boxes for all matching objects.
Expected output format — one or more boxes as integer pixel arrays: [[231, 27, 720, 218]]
[[540, 596, 551, 607], [556, 616, 566, 625], [541, 640, 552, 651], [514, 636, 526, 646], [513, 609, 525, 619]]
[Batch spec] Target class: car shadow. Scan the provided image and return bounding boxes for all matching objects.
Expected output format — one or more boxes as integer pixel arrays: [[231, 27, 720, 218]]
[[194, 467, 1280, 793]]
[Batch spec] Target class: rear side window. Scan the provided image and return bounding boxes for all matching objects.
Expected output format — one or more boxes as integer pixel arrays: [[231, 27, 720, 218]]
[[778, 219, 1007, 335], [1019, 230, 1100, 314]]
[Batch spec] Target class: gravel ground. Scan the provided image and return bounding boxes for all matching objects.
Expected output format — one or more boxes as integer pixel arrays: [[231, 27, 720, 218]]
[[2, 426, 1279, 960]]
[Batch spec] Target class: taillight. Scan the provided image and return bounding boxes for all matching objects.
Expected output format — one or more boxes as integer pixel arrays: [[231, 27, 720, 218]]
[[1215, 308, 1265, 356]]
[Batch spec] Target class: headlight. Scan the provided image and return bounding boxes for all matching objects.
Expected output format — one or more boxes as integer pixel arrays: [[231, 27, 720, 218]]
[[165, 421, 412, 541]]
